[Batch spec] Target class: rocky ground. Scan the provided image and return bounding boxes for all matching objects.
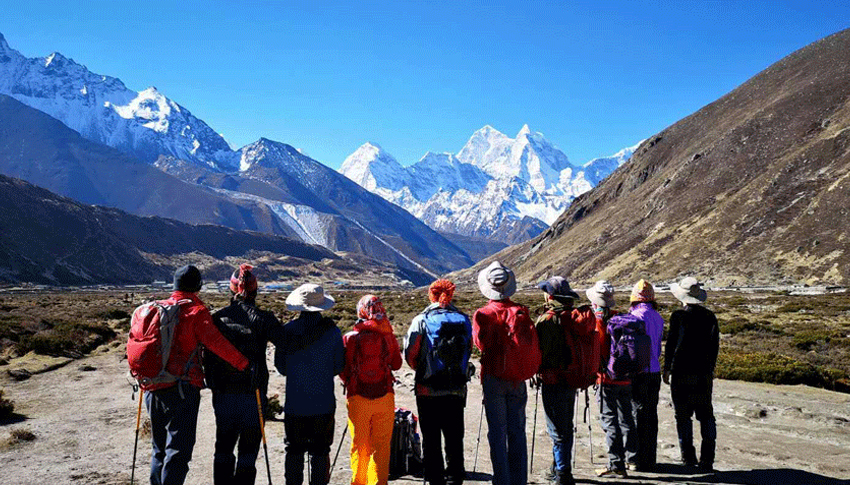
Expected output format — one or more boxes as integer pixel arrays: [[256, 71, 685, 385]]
[[0, 341, 848, 485]]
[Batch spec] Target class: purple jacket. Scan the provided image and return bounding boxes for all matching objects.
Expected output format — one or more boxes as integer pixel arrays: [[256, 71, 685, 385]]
[[630, 303, 664, 373]]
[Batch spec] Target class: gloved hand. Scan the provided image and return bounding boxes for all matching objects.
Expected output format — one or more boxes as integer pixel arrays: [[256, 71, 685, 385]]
[[662, 370, 670, 385], [466, 362, 476, 379]]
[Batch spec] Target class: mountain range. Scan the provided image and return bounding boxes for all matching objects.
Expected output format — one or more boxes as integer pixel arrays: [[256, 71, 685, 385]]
[[340, 125, 639, 246], [455, 27, 850, 287], [0, 32, 474, 283]]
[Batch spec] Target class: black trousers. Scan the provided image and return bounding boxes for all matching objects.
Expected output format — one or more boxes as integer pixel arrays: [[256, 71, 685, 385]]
[[416, 394, 466, 485], [630, 372, 661, 470], [284, 413, 335, 485], [670, 374, 716, 467]]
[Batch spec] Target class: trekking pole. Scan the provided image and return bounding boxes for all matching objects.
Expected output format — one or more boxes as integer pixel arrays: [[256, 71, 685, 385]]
[[584, 388, 592, 464], [571, 390, 579, 469], [529, 384, 539, 471], [256, 388, 273, 485], [330, 423, 348, 480], [130, 388, 143, 485], [473, 399, 484, 473]]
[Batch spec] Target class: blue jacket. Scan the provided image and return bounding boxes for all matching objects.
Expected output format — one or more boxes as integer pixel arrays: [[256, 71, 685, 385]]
[[275, 312, 345, 416]]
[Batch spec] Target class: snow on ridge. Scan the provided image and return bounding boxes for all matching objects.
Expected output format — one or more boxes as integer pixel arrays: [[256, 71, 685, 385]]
[[341, 125, 641, 241], [0, 33, 234, 170]]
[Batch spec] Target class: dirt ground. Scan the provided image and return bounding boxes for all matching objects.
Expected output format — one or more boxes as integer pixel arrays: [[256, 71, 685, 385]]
[[1, 342, 849, 485]]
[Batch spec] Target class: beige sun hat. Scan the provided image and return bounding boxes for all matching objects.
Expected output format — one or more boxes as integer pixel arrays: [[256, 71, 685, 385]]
[[586, 280, 615, 308], [477, 261, 517, 301], [285, 283, 336, 312], [670, 277, 707, 305]]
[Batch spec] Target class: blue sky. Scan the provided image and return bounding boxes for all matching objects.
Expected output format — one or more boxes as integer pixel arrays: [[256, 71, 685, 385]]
[[2, 1, 849, 168]]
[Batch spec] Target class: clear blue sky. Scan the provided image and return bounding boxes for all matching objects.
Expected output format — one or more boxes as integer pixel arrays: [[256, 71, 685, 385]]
[[2, 1, 849, 168]]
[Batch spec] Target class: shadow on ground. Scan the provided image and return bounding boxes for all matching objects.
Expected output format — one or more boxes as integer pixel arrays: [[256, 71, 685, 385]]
[[577, 466, 849, 485], [0, 413, 27, 425]]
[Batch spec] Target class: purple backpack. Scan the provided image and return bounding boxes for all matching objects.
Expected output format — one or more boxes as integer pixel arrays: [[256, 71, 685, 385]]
[[606, 313, 651, 380]]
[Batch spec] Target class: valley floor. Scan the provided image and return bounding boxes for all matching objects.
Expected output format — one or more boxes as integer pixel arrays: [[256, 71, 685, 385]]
[[0, 343, 848, 485]]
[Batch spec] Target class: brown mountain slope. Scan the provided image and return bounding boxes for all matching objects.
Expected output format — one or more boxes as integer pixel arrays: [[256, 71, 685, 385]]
[[457, 28, 850, 287]]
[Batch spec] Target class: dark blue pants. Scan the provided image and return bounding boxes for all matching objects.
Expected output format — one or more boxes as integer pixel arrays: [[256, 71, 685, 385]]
[[417, 394, 466, 485], [630, 372, 661, 470], [670, 374, 716, 467], [284, 413, 335, 485], [597, 383, 636, 471], [145, 382, 201, 485], [212, 392, 265, 485], [541, 383, 576, 474]]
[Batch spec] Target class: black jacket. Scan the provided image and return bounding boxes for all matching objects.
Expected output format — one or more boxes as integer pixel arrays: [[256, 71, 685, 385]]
[[664, 304, 719, 377], [205, 299, 285, 394]]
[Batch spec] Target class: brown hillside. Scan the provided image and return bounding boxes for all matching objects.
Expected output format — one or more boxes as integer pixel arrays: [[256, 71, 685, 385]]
[[457, 28, 850, 287]]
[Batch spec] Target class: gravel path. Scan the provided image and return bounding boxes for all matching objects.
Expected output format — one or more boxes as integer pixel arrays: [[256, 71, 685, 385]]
[[1, 344, 848, 485]]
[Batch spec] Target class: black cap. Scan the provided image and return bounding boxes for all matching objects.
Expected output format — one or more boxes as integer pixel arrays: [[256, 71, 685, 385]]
[[174, 265, 203, 292]]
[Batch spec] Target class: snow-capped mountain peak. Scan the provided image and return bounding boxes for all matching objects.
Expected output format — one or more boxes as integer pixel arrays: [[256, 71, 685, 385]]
[[340, 142, 406, 191], [517, 123, 532, 136], [0, 32, 235, 171], [341, 125, 641, 245]]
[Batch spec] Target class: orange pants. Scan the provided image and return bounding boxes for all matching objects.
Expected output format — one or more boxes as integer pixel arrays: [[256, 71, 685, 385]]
[[346, 393, 395, 485]]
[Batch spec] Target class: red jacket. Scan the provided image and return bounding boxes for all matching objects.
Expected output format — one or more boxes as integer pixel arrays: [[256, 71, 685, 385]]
[[150, 291, 249, 391], [472, 299, 528, 380], [341, 317, 402, 397]]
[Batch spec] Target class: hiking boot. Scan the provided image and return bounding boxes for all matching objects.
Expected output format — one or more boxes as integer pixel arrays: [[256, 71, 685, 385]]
[[544, 460, 556, 481], [625, 461, 638, 471], [555, 470, 575, 485], [698, 462, 715, 473], [595, 467, 628, 478]]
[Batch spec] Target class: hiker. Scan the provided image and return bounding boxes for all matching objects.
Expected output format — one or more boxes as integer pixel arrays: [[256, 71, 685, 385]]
[[627, 279, 664, 472], [341, 294, 403, 485], [533, 276, 597, 485], [404, 279, 473, 485], [275, 284, 345, 485], [132, 265, 249, 485], [473, 261, 541, 485], [664, 277, 719, 472], [589, 280, 637, 478], [205, 264, 285, 485]]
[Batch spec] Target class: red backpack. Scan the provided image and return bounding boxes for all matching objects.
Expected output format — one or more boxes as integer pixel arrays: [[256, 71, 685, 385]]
[[127, 299, 193, 390], [562, 305, 602, 389], [491, 303, 541, 382], [350, 329, 393, 399]]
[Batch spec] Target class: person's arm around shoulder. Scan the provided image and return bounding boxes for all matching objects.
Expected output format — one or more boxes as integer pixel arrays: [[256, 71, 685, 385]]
[[195, 306, 249, 371], [404, 313, 426, 370], [264, 310, 286, 349]]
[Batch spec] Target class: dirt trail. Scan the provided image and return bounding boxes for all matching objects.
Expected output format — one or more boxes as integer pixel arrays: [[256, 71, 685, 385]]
[[0, 344, 848, 485]]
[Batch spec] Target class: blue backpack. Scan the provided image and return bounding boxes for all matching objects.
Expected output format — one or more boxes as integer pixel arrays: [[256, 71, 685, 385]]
[[606, 313, 651, 381], [419, 308, 472, 390]]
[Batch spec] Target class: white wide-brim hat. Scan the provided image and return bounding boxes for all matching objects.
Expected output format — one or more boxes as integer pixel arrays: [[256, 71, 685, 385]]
[[478, 261, 517, 301], [670, 277, 707, 305], [586, 280, 616, 308], [286, 283, 336, 312]]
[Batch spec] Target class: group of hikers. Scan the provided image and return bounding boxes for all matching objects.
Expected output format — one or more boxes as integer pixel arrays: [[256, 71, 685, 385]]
[[127, 260, 720, 485]]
